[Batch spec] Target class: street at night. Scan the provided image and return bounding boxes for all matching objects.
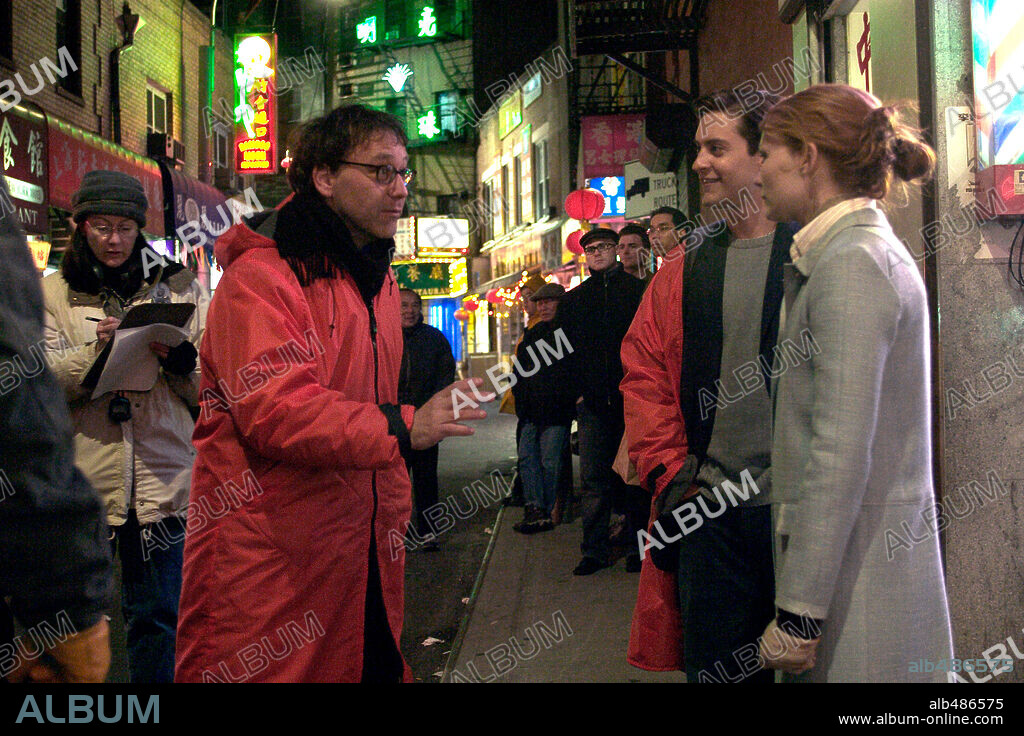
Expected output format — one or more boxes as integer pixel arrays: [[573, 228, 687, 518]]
[[2, 0, 1023, 726]]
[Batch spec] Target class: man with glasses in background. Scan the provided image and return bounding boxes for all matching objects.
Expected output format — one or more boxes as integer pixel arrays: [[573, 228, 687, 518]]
[[176, 104, 492, 682], [557, 228, 645, 575]]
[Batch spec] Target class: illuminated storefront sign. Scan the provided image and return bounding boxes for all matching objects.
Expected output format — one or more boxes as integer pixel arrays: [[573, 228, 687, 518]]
[[587, 176, 626, 217], [417, 217, 470, 255], [233, 33, 277, 175], [499, 90, 523, 139], [393, 258, 468, 298]]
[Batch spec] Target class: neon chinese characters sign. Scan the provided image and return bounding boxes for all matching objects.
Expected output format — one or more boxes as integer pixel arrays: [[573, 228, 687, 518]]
[[233, 34, 277, 175]]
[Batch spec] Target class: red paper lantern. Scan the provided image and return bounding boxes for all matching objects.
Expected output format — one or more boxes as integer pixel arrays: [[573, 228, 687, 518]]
[[485, 288, 502, 304], [454, 309, 470, 321], [463, 299, 479, 312], [566, 229, 585, 255], [564, 188, 605, 221]]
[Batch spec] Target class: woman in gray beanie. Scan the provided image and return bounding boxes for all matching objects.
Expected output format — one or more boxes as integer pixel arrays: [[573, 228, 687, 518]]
[[40, 170, 209, 683]]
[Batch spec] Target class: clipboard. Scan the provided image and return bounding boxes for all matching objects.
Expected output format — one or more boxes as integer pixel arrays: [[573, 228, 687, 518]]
[[81, 303, 196, 392]]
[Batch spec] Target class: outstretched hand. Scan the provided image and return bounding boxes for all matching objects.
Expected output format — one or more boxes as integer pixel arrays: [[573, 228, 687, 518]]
[[410, 378, 495, 450]]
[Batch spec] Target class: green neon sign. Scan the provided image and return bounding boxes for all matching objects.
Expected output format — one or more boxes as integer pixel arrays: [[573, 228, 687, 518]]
[[418, 110, 441, 139], [357, 16, 377, 44], [418, 7, 437, 37]]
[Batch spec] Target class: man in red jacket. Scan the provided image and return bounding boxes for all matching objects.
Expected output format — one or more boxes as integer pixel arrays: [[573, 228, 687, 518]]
[[623, 88, 796, 682], [175, 105, 491, 683]]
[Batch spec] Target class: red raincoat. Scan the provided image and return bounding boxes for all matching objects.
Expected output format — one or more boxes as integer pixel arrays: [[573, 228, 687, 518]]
[[175, 215, 414, 682], [620, 247, 688, 672]]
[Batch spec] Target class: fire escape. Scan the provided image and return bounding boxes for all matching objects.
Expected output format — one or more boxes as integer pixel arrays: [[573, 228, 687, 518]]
[[335, 0, 476, 215], [568, 0, 711, 177]]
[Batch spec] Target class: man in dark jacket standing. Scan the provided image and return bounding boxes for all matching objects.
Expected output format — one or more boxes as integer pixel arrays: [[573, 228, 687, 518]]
[[558, 228, 646, 575], [0, 177, 113, 683], [510, 282, 575, 533], [398, 288, 456, 550]]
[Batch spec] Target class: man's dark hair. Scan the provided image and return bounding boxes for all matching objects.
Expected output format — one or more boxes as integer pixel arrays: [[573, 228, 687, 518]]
[[399, 287, 422, 307], [287, 104, 408, 196], [618, 223, 650, 249], [650, 206, 685, 227], [694, 89, 781, 155]]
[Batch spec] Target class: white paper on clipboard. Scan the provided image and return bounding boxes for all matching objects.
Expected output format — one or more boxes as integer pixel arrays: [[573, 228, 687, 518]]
[[90, 324, 190, 399]]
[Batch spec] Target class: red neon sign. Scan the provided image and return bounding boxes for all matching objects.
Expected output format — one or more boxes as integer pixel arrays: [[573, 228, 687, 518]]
[[233, 33, 277, 175]]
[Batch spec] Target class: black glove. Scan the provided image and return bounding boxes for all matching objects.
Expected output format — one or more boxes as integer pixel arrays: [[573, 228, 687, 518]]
[[648, 455, 700, 573], [159, 341, 198, 376]]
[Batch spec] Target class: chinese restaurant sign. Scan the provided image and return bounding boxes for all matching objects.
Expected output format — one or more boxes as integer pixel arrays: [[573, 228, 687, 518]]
[[393, 259, 467, 298], [234, 34, 277, 175], [0, 104, 48, 235]]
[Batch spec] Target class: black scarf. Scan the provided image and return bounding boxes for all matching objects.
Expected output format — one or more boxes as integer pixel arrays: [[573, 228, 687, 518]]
[[274, 191, 395, 303]]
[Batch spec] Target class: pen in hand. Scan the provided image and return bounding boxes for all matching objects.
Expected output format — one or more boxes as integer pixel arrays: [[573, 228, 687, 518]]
[[85, 317, 102, 322]]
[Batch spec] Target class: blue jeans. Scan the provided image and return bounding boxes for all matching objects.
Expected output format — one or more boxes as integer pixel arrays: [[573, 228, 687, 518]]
[[517, 423, 569, 515], [578, 402, 625, 563], [111, 511, 183, 683]]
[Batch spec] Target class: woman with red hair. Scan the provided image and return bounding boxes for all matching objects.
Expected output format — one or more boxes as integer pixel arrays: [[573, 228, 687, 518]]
[[756, 84, 954, 682]]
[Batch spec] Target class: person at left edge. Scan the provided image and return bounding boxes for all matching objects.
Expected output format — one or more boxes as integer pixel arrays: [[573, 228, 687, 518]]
[[1, 174, 113, 683], [398, 287, 456, 551], [41, 170, 208, 683], [175, 104, 491, 683]]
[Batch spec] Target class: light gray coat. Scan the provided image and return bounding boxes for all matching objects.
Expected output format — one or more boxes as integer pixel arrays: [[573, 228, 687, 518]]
[[771, 206, 954, 682]]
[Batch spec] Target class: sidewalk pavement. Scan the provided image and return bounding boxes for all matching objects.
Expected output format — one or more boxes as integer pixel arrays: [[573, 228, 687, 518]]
[[447, 505, 687, 683]]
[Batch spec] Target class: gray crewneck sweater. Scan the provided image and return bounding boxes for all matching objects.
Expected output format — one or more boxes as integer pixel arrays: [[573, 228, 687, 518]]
[[695, 231, 774, 507]]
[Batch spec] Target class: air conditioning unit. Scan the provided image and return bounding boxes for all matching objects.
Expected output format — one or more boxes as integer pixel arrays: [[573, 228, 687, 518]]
[[147, 133, 185, 166]]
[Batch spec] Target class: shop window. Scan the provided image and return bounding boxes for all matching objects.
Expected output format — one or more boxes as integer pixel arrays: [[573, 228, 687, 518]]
[[55, 0, 82, 97]]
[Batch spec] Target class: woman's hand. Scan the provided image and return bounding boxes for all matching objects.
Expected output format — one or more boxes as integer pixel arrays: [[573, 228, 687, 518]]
[[95, 317, 121, 344], [759, 618, 820, 674]]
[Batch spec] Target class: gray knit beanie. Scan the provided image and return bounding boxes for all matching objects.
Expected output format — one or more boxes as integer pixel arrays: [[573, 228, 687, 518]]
[[71, 170, 148, 227]]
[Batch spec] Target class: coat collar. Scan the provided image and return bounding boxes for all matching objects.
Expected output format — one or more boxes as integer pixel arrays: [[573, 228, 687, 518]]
[[792, 205, 888, 278]]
